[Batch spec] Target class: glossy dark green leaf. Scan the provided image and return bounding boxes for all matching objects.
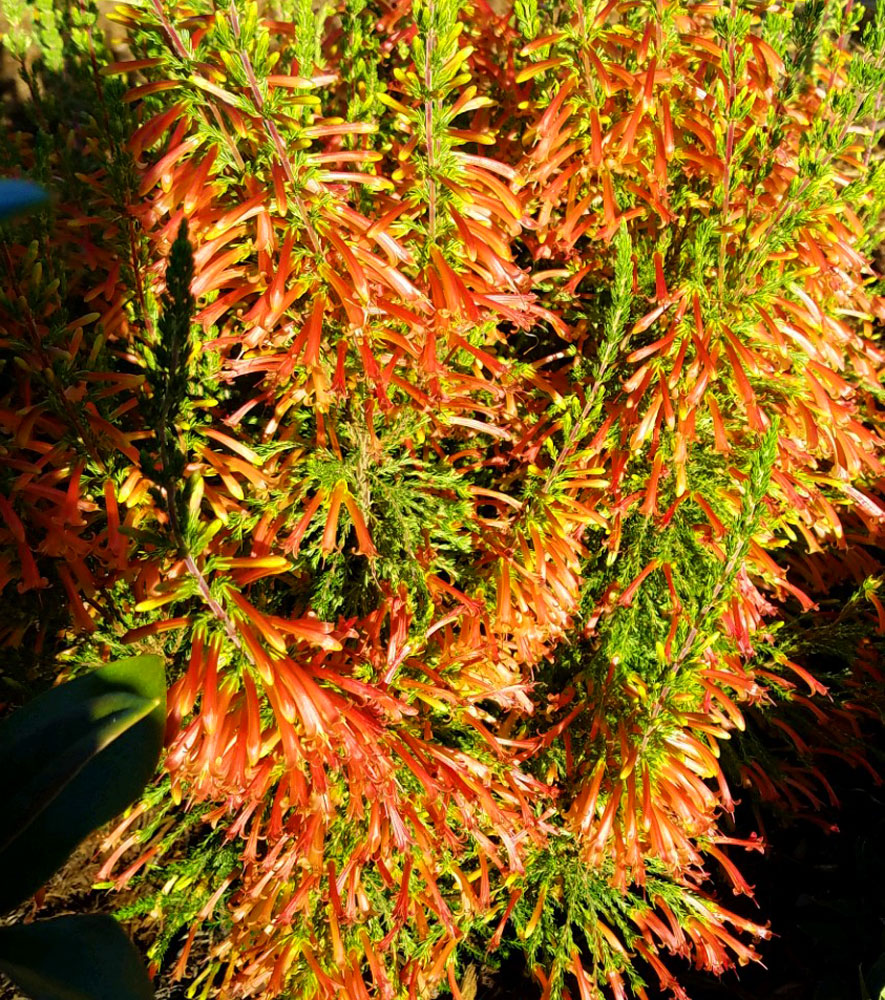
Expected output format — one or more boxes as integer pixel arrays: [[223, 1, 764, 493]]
[[0, 914, 154, 1000], [0, 655, 165, 913], [864, 952, 885, 1000], [0, 179, 47, 221]]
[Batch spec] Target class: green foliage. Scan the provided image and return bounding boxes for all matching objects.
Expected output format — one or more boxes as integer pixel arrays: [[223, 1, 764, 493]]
[[514, 0, 540, 41], [150, 221, 198, 429], [1, 2, 884, 1000]]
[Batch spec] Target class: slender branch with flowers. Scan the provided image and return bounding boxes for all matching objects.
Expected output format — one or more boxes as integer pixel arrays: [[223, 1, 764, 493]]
[[1, 1, 884, 998]]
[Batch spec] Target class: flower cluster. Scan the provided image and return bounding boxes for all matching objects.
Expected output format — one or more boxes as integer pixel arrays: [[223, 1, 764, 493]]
[[1, 0, 884, 998]]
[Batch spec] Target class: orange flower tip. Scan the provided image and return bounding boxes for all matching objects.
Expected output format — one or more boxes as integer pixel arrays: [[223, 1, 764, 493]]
[[221, 555, 291, 571], [101, 58, 163, 76], [122, 618, 190, 643], [134, 592, 182, 612], [265, 635, 289, 655]]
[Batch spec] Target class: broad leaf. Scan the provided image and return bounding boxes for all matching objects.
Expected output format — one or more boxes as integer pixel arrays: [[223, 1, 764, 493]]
[[0, 655, 165, 913], [864, 952, 885, 1000], [0, 179, 47, 221], [0, 914, 154, 1000]]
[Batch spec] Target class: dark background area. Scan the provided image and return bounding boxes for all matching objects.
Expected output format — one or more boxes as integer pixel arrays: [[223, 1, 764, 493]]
[[680, 765, 885, 1000], [476, 748, 885, 1000]]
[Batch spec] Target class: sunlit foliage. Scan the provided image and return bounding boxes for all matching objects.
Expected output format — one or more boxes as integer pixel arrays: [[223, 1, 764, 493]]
[[1, 1, 884, 997]]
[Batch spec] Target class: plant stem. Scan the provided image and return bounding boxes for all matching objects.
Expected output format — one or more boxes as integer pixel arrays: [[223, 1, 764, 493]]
[[425, 1, 438, 242]]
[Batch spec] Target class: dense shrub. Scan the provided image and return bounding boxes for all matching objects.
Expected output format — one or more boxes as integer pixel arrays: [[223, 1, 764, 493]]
[[1, 1, 884, 998]]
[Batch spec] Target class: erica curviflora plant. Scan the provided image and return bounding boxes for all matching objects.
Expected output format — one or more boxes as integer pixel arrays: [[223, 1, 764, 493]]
[[1, 0, 884, 998]]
